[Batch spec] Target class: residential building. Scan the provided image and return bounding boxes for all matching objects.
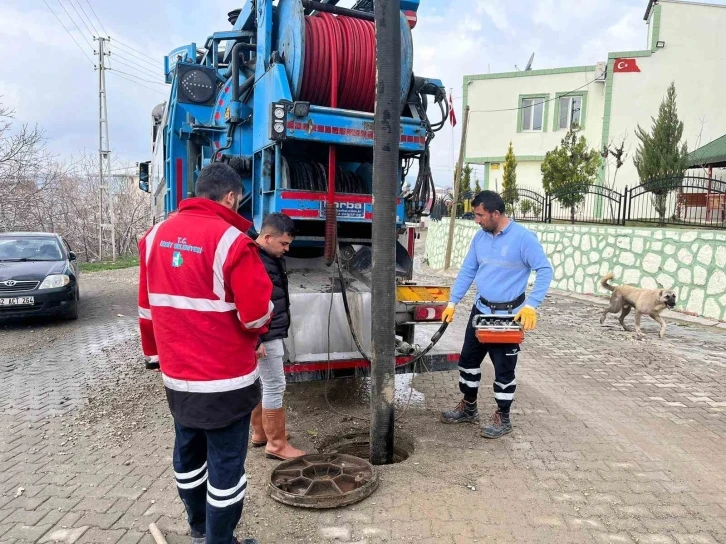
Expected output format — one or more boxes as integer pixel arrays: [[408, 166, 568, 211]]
[[463, 0, 726, 195]]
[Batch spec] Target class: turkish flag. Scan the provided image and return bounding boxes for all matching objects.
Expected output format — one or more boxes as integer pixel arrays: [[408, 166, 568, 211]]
[[449, 92, 457, 127], [614, 58, 641, 73]]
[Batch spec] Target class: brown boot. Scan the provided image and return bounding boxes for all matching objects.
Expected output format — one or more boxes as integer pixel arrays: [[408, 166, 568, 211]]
[[262, 407, 306, 460], [251, 403, 267, 447]]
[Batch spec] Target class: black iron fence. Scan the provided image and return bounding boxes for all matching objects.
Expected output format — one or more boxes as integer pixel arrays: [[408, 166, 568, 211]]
[[493, 176, 726, 229], [627, 176, 726, 228]]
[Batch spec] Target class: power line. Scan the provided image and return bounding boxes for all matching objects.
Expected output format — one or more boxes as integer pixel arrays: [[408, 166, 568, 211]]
[[73, 0, 100, 36], [109, 54, 163, 81], [107, 70, 168, 96], [108, 49, 162, 78], [56, 0, 93, 51], [470, 77, 598, 113], [66, 0, 95, 39], [84, 0, 108, 37], [108, 68, 168, 86], [112, 38, 158, 65], [42, 0, 95, 67]]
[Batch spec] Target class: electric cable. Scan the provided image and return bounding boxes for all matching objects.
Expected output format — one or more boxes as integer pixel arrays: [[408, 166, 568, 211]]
[[107, 70, 168, 96], [57, 0, 93, 51], [84, 0, 109, 37], [470, 77, 599, 113], [108, 68, 169, 86], [42, 0, 95, 67]]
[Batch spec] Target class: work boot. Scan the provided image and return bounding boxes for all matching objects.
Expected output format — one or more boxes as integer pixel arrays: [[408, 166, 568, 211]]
[[262, 407, 306, 460], [480, 410, 512, 439], [190, 530, 205, 544], [440, 399, 479, 424], [251, 403, 288, 447], [250, 403, 266, 447]]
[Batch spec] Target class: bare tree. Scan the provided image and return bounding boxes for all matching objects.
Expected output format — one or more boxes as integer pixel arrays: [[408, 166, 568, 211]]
[[1, 101, 150, 261]]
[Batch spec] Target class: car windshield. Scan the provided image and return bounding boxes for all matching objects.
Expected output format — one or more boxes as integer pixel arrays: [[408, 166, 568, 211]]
[[0, 237, 64, 262]]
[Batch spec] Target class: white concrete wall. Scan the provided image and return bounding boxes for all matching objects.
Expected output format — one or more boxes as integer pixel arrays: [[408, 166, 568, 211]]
[[608, 1, 726, 188], [486, 160, 544, 192]]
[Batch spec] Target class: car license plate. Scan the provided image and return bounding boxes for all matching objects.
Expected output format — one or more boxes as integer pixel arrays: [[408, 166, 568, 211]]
[[0, 297, 34, 306]]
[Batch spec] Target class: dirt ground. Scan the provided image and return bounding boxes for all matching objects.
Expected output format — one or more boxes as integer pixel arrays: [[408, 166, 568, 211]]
[[2, 250, 726, 544]]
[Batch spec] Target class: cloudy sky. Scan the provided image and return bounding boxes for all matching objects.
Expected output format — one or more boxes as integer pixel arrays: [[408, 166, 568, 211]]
[[0, 0, 707, 184]]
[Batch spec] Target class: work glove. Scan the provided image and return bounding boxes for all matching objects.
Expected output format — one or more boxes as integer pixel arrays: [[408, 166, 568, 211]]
[[514, 305, 537, 331], [441, 302, 456, 323]]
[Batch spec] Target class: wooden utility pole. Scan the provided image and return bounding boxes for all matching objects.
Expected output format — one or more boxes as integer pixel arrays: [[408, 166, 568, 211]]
[[444, 106, 470, 269]]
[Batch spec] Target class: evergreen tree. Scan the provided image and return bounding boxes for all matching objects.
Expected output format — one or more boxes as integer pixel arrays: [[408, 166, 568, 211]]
[[541, 127, 601, 224], [501, 141, 519, 215], [456, 164, 472, 216], [474, 171, 482, 195], [633, 82, 689, 225]]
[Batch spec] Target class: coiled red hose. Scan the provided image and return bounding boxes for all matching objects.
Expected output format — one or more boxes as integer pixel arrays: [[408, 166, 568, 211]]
[[301, 13, 376, 112]]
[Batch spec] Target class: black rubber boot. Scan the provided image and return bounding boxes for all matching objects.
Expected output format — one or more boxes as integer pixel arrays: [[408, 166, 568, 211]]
[[440, 399, 479, 424], [480, 410, 512, 439]]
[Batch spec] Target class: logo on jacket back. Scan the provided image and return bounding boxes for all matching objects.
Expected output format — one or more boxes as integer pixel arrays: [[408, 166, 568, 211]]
[[172, 251, 184, 268]]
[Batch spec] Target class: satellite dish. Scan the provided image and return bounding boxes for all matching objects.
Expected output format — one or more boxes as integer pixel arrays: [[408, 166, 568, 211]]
[[525, 52, 535, 71]]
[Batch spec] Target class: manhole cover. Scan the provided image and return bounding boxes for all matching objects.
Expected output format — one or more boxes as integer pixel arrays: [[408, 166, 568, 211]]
[[269, 453, 378, 509]]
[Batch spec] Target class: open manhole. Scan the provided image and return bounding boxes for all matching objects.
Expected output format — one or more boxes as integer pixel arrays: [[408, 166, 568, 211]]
[[320, 431, 415, 464], [269, 453, 378, 509]]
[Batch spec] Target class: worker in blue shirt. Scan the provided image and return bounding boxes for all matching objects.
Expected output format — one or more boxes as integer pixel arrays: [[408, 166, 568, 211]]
[[440, 190, 553, 438]]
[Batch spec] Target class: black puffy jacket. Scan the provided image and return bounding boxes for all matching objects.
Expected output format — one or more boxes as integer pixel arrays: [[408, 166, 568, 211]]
[[257, 246, 290, 343]]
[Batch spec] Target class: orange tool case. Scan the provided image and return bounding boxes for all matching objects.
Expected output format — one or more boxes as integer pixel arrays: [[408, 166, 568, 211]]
[[473, 314, 525, 344]]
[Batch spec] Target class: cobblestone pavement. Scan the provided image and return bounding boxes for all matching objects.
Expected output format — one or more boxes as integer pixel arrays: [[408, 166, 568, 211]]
[[1, 266, 726, 544]]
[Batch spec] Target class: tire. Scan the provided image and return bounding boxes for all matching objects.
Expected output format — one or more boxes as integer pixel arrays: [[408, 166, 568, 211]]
[[65, 298, 79, 321]]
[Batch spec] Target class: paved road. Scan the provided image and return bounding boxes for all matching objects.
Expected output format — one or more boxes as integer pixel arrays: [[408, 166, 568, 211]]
[[1, 266, 726, 543]]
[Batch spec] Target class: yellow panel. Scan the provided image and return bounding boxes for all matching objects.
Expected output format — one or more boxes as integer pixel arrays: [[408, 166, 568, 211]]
[[396, 285, 450, 303]]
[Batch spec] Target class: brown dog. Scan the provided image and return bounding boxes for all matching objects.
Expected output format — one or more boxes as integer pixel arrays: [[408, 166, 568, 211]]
[[599, 272, 676, 339]]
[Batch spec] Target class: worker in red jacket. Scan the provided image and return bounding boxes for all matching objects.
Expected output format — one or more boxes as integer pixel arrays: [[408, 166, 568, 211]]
[[138, 162, 272, 544]]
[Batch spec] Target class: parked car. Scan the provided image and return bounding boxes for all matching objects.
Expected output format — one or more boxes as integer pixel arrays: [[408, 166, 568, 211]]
[[0, 232, 80, 320]]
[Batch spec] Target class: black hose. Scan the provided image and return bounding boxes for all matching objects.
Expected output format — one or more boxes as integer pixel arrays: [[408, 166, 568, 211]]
[[334, 249, 449, 370]]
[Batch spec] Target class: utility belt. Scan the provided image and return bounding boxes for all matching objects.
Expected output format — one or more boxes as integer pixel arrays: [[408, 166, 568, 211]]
[[479, 292, 526, 312]]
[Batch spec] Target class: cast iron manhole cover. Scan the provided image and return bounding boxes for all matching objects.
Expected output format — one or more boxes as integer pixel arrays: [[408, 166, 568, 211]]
[[268, 453, 378, 509]]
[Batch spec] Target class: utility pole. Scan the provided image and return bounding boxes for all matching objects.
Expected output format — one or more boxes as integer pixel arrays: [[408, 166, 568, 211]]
[[444, 105, 470, 270], [370, 0, 400, 466], [96, 37, 114, 261]]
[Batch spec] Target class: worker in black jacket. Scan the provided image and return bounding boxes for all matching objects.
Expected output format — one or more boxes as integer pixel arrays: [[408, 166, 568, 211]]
[[250, 213, 306, 460]]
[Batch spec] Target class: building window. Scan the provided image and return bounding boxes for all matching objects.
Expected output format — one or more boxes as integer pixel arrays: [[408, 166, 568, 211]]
[[520, 97, 546, 131], [554, 91, 587, 131], [558, 96, 582, 129]]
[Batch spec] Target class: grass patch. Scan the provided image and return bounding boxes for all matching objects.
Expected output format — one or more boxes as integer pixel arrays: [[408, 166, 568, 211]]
[[80, 256, 139, 272]]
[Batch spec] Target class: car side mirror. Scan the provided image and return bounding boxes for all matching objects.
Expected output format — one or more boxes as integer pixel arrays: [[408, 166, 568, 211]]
[[69, 251, 77, 261], [138, 161, 151, 193]]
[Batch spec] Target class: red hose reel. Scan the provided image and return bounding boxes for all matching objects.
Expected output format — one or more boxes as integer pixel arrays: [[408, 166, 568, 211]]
[[300, 13, 376, 113]]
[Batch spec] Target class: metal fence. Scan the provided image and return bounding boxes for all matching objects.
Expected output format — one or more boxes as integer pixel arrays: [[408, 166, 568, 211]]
[[490, 176, 726, 230], [627, 176, 726, 229], [501, 185, 625, 226]]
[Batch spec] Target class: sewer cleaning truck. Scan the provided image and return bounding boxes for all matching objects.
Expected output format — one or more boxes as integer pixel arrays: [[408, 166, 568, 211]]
[[138, 0, 460, 381]]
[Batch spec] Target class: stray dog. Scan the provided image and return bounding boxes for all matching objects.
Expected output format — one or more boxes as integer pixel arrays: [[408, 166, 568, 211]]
[[599, 272, 676, 339]]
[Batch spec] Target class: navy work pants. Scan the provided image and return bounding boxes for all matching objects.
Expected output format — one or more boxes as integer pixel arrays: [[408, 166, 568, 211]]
[[173, 415, 251, 544], [457, 304, 520, 413]]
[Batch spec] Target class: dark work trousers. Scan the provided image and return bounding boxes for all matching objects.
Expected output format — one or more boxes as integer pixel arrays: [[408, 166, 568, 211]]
[[458, 304, 520, 413], [173, 414, 251, 544]]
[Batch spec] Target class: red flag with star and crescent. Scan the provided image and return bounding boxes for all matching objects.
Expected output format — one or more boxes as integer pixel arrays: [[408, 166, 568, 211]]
[[449, 93, 457, 127], [613, 58, 641, 73]]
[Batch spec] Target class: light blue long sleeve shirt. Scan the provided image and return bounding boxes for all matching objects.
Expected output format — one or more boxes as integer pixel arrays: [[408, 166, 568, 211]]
[[450, 220, 553, 314]]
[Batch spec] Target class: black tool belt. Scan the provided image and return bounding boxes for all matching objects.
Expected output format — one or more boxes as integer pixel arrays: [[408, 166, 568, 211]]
[[479, 293, 526, 312]]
